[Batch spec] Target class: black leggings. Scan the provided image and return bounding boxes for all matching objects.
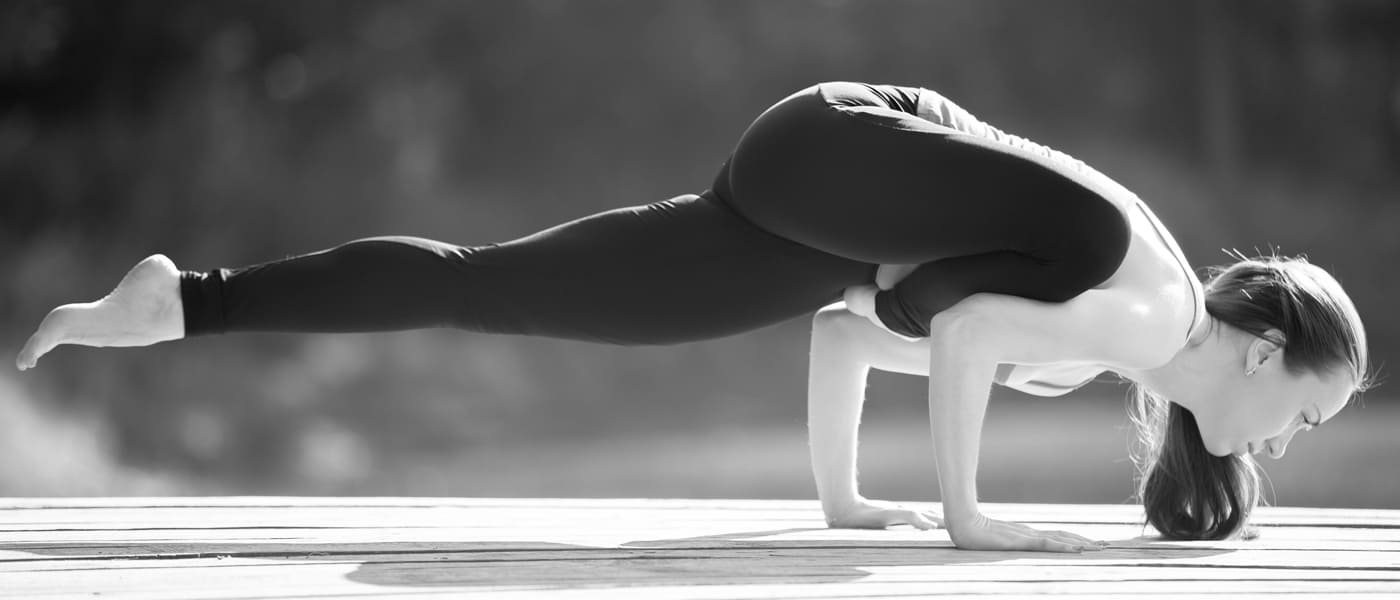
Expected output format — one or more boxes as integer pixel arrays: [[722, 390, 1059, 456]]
[[180, 82, 1129, 343]]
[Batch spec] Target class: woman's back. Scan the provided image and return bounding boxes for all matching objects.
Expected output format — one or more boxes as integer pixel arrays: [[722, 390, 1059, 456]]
[[813, 82, 1203, 361]]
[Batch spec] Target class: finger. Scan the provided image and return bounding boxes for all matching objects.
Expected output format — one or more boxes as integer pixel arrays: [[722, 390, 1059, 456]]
[[922, 511, 945, 528], [1002, 529, 1081, 553], [1009, 530, 1083, 553], [1044, 529, 1099, 546], [1069, 535, 1106, 549], [1006, 522, 1096, 548], [1004, 524, 1093, 551], [1048, 534, 1102, 551], [898, 510, 937, 531], [1047, 532, 1099, 550], [1037, 536, 1084, 553]]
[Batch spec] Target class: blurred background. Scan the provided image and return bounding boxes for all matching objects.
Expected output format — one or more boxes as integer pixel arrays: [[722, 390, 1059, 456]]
[[2, 0, 1397, 509]]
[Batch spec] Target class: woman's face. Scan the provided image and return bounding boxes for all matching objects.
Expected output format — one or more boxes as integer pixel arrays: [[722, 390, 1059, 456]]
[[1189, 351, 1353, 458]]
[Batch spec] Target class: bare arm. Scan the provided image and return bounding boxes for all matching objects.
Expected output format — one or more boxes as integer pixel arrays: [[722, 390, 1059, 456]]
[[815, 283, 1170, 550], [806, 306, 870, 517], [923, 311, 1099, 552], [924, 312, 996, 524], [923, 289, 1170, 551], [807, 303, 942, 530], [807, 303, 1053, 543]]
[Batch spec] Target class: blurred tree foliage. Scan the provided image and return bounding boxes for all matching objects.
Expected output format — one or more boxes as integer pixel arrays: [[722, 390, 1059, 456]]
[[1, 0, 1396, 495]]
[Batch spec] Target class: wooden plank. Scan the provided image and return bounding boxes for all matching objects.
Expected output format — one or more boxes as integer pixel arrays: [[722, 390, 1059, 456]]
[[3, 525, 1400, 561], [0, 498, 1397, 599], [2, 495, 1400, 523], [3, 497, 1396, 526], [4, 562, 1400, 599], [4, 545, 1400, 572], [3, 537, 1397, 567]]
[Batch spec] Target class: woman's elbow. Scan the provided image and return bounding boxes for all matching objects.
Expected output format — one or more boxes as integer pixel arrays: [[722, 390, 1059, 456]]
[[812, 303, 860, 337]]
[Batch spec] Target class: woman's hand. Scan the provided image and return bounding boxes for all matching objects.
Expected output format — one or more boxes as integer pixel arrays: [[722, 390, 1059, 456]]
[[946, 512, 1108, 553], [825, 496, 944, 531]]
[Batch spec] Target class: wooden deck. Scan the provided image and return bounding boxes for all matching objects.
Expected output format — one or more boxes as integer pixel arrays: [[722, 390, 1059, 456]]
[[1, 497, 1396, 599]]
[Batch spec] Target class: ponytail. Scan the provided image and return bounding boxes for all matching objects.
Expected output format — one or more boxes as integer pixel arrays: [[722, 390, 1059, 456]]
[[1130, 385, 1260, 539]]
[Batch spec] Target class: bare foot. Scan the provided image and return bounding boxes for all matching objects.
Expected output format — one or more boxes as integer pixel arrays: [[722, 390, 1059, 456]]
[[16, 254, 185, 371]]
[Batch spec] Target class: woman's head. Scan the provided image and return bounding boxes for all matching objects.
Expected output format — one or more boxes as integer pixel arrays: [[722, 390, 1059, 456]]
[[1182, 253, 1369, 457], [1129, 251, 1375, 539]]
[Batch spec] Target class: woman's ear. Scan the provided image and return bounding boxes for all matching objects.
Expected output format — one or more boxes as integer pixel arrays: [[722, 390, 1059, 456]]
[[1247, 328, 1286, 371]]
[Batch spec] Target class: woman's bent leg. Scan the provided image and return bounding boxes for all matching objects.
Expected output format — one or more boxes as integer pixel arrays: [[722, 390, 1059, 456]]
[[181, 191, 876, 346], [718, 82, 1128, 266], [713, 82, 1131, 338]]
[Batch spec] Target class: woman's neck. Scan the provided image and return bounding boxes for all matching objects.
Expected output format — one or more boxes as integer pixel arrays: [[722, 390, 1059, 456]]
[[1110, 314, 1221, 411]]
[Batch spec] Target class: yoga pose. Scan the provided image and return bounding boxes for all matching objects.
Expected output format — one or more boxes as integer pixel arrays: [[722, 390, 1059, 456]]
[[15, 81, 1372, 552]]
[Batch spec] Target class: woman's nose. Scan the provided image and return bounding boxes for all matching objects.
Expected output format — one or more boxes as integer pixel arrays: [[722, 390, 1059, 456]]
[[1266, 427, 1300, 459]]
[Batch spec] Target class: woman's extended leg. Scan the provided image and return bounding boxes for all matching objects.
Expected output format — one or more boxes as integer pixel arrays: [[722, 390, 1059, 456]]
[[17, 190, 877, 368]]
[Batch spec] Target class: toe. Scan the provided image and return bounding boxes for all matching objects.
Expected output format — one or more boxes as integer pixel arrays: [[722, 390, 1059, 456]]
[[16, 333, 46, 370], [18, 306, 79, 368]]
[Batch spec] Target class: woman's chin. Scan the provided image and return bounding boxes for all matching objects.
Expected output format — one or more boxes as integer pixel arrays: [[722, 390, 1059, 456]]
[[1204, 441, 1236, 457]]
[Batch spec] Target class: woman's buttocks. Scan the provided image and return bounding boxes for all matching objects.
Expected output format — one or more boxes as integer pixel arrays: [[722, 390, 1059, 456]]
[[725, 82, 909, 197], [723, 83, 854, 201], [718, 81, 962, 263]]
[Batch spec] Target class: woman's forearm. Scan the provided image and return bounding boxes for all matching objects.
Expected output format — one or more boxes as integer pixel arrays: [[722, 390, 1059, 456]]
[[807, 311, 871, 518], [925, 312, 1000, 524]]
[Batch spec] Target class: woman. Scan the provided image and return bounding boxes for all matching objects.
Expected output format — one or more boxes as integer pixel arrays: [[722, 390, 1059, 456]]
[[15, 82, 1373, 552]]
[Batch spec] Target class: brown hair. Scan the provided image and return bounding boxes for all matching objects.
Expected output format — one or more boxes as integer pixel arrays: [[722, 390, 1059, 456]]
[[1128, 250, 1376, 539]]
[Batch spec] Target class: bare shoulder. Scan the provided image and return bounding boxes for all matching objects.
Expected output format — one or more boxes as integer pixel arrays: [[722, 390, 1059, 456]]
[[940, 287, 1181, 371]]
